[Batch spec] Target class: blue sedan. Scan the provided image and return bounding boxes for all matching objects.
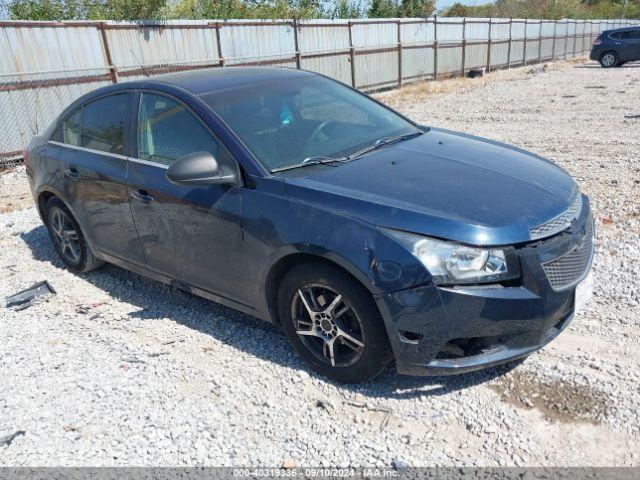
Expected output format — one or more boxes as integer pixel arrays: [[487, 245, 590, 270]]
[[25, 67, 594, 382]]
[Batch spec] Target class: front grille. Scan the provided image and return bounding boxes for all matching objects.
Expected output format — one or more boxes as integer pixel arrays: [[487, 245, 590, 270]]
[[542, 221, 594, 291], [530, 194, 583, 241]]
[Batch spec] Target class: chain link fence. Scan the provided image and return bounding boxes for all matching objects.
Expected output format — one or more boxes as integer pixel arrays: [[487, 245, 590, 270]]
[[0, 17, 638, 170]]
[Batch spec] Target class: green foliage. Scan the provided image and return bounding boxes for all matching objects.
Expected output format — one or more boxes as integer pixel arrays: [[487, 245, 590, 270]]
[[366, 0, 434, 18], [440, 0, 639, 19], [8, 0, 85, 19], [8, 0, 166, 20], [7, 0, 637, 20], [331, 0, 363, 19], [398, 0, 435, 17], [367, 0, 398, 17]]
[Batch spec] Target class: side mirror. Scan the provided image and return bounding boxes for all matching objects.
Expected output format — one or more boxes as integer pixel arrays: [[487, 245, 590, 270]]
[[165, 151, 237, 186]]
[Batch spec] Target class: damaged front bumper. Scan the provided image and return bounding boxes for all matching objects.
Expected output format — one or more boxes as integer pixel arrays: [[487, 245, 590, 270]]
[[374, 207, 594, 376]]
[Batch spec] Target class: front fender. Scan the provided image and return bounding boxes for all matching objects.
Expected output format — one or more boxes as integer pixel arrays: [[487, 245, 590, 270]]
[[241, 176, 432, 316]]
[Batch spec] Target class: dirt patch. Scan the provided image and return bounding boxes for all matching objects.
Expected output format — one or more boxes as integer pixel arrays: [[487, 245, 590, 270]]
[[0, 167, 32, 213], [377, 58, 585, 108], [489, 371, 611, 425]]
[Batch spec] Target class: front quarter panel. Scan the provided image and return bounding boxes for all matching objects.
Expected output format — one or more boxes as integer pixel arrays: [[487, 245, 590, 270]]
[[241, 176, 432, 317]]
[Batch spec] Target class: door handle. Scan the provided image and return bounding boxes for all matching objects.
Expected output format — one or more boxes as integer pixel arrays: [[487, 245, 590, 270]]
[[131, 189, 154, 203], [64, 168, 81, 180]]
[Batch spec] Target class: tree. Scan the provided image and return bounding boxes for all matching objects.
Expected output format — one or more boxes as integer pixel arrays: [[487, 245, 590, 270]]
[[399, 0, 435, 17], [96, 0, 166, 20], [8, 0, 85, 20], [332, 0, 363, 18], [440, 0, 640, 18], [368, 0, 398, 18], [8, 0, 166, 20], [442, 1, 468, 16]]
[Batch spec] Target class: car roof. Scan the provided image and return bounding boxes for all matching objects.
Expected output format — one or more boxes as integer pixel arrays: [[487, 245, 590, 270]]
[[134, 67, 315, 95], [604, 26, 640, 34]]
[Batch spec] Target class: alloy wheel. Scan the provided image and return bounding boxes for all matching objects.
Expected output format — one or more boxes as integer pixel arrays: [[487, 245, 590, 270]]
[[601, 53, 616, 67], [291, 284, 365, 367], [50, 207, 81, 264]]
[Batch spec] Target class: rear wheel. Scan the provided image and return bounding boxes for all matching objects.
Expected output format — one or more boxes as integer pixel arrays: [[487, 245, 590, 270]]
[[278, 263, 392, 382], [600, 51, 618, 68], [45, 197, 104, 273]]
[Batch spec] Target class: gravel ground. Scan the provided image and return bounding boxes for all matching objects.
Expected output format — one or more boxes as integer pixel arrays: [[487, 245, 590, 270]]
[[1, 59, 639, 467]]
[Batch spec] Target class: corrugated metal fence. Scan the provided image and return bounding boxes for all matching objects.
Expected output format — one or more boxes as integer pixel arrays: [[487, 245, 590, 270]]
[[0, 16, 637, 166]]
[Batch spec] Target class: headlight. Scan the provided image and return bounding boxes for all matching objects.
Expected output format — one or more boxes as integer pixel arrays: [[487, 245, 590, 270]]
[[382, 229, 518, 285]]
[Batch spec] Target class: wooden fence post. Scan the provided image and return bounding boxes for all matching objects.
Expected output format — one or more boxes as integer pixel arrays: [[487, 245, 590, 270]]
[[523, 18, 528, 66], [564, 20, 569, 59], [507, 18, 512, 69], [486, 18, 492, 72], [551, 20, 557, 60], [537, 20, 542, 64], [98, 23, 118, 83], [433, 16, 439, 81], [292, 18, 301, 69], [461, 18, 467, 77], [215, 22, 225, 67], [397, 20, 402, 88], [348, 21, 356, 88]]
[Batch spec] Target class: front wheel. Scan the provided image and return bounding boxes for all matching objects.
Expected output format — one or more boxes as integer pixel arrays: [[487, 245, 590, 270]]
[[278, 263, 392, 383], [600, 51, 618, 68]]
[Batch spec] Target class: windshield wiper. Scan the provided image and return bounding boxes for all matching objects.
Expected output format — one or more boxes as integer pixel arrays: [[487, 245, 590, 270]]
[[271, 156, 347, 173], [347, 131, 424, 160], [270, 130, 424, 173]]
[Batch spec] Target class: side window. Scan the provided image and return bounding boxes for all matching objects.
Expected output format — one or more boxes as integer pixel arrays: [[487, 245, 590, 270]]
[[137, 93, 219, 166], [619, 30, 640, 40], [51, 108, 81, 146], [81, 94, 128, 154], [53, 94, 128, 155], [610, 32, 621, 40]]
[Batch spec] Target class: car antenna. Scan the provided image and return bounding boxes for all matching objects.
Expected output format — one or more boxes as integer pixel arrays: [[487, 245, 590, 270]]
[[130, 49, 150, 77]]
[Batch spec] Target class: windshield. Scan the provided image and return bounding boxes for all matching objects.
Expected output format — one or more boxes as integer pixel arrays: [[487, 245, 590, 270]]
[[201, 76, 419, 172]]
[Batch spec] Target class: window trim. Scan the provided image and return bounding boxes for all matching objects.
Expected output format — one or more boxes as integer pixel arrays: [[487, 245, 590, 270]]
[[50, 91, 134, 157], [47, 140, 130, 160], [130, 89, 241, 183]]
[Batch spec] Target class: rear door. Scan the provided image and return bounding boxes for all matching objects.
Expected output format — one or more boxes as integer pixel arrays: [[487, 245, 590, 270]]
[[126, 91, 248, 304], [51, 92, 145, 266]]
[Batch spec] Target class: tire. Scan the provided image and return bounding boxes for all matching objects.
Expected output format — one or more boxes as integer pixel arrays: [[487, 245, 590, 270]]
[[278, 262, 392, 383], [45, 197, 104, 273], [599, 51, 619, 68]]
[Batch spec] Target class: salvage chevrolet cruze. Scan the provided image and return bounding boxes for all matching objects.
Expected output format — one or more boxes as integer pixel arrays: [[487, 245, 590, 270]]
[[26, 68, 594, 382]]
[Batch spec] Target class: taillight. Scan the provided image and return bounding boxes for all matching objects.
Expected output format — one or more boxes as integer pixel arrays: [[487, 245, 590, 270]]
[[593, 38, 602, 46]]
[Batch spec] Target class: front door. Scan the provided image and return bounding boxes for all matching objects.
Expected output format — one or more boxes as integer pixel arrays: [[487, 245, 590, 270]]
[[617, 29, 640, 61], [626, 29, 640, 60], [127, 92, 248, 304], [52, 92, 145, 266]]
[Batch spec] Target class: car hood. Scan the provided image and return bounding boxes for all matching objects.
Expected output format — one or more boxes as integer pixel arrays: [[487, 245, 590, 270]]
[[281, 128, 579, 246]]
